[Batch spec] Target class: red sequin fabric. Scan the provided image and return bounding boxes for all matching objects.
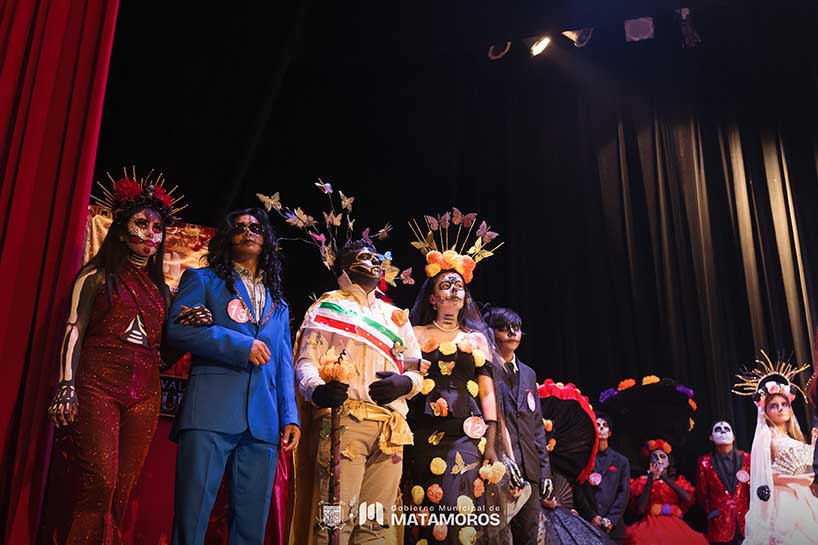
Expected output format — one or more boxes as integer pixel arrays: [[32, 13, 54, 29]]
[[68, 262, 165, 545]]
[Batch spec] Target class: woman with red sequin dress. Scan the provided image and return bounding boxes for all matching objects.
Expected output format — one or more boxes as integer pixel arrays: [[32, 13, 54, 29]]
[[47, 171, 209, 545], [624, 439, 708, 545]]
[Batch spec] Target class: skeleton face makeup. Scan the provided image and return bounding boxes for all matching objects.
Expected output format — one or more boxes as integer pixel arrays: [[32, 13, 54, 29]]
[[126, 209, 164, 257], [765, 394, 792, 425], [345, 248, 383, 279], [710, 421, 735, 446], [596, 417, 611, 441], [649, 449, 669, 472], [431, 272, 465, 312], [493, 322, 522, 351], [230, 214, 265, 258]]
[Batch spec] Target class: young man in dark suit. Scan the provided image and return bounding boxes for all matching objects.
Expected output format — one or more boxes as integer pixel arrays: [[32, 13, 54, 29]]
[[486, 307, 553, 545], [577, 413, 630, 544]]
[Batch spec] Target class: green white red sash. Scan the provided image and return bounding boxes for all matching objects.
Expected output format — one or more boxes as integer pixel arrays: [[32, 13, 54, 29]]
[[309, 301, 405, 372]]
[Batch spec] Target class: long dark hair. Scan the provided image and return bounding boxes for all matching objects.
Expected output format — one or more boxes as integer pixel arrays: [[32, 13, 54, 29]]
[[80, 206, 171, 309], [408, 272, 488, 335], [206, 208, 283, 305]]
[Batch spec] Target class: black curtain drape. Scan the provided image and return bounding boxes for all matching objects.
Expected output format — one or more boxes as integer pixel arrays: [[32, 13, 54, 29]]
[[94, 0, 818, 466]]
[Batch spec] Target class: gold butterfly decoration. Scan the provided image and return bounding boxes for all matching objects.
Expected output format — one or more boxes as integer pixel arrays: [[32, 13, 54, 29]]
[[339, 191, 355, 211], [438, 361, 455, 376], [256, 192, 281, 211], [451, 451, 479, 475], [428, 431, 445, 446]]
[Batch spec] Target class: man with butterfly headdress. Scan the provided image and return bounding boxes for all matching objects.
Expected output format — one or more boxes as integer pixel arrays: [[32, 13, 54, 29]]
[[261, 186, 425, 545]]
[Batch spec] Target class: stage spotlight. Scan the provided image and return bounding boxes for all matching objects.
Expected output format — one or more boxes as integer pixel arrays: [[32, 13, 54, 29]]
[[530, 36, 551, 56], [562, 28, 594, 47]]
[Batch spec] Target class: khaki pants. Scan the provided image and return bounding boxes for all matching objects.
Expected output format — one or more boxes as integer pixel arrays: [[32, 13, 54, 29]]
[[315, 414, 403, 545]]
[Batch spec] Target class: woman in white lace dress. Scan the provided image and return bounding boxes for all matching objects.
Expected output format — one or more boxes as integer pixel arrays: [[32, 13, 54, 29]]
[[735, 355, 818, 545]]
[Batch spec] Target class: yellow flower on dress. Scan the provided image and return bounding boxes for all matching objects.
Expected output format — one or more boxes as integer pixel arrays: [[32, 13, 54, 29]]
[[467, 380, 479, 397], [472, 348, 486, 367], [430, 457, 447, 475], [417, 540, 429, 545], [421, 378, 436, 395], [411, 485, 425, 505], [439, 341, 457, 356], [458, 527, 478, 545], [642, 375, 660, 385], [689, 417, 695, 431], [477, 437, 486, 454]]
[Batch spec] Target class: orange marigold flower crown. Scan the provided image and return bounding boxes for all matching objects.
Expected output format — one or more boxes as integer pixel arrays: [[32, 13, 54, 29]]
[[408, 208, 503, 284]]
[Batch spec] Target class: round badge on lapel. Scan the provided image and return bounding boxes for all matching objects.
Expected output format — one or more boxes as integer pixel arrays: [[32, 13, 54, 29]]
[[227, 299, 250, 323], [736, 469, 750, 483], [589, 472, 602, 486], [527, 390, 536, 412], [463, 416, 488, 439]]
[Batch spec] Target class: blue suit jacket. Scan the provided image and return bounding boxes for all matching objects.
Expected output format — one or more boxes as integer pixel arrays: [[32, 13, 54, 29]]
[[166, 267, 299, 444]]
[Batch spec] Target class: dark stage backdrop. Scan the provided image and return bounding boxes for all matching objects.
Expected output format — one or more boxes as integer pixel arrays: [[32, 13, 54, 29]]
[[93, 0, 818, 466]]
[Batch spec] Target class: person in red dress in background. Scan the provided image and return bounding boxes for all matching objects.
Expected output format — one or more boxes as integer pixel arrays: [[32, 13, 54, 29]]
[[47, 170, 210, 545], [695, 420, 750, 545], [625, 439, 708, 545]]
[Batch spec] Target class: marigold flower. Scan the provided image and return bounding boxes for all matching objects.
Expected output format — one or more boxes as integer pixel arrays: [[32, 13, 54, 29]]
[[430, 457, 447, 475], [617, 378, 636, 391], [427, 483, 444, 504], [439, 341, 457, 356]]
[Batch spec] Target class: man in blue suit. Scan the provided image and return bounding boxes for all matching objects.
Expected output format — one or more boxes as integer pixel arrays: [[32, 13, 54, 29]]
[[167, 208, 300, 545]]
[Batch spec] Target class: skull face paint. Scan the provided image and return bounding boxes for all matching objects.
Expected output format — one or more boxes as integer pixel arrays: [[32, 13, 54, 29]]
[[431, 272, 465, 312], [345, 248, 383, 279], [649, 449, 669, 473], [126, 209, 164, 257], [710, 421, 735, 446], [596, 417, 611, 441]]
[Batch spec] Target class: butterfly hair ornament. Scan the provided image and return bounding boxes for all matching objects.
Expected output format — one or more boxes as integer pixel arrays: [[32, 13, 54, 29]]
[[732, 350, 810, 408], [257, 180, 413, 286], [408, 208, 503, 283], [92, 166, 186, 224]]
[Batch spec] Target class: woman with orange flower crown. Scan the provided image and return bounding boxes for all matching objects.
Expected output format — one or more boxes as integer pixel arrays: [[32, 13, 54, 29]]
[[624, 438, 708, 545], [733, 351, 818, 545], [402, 210, 516, 545]]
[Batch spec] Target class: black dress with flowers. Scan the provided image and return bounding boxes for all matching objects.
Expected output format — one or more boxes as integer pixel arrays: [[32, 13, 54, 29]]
[[403, 332, 501, 545]]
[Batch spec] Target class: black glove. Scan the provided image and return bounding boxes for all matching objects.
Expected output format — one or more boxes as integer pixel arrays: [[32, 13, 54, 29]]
[[312, 380, 349, 408], [540, 477, 554, 499], [369, 371, 413, 405]]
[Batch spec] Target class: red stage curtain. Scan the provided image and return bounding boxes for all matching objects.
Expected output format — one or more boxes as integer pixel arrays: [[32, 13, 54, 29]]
[[0, 1, 119, 543]]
